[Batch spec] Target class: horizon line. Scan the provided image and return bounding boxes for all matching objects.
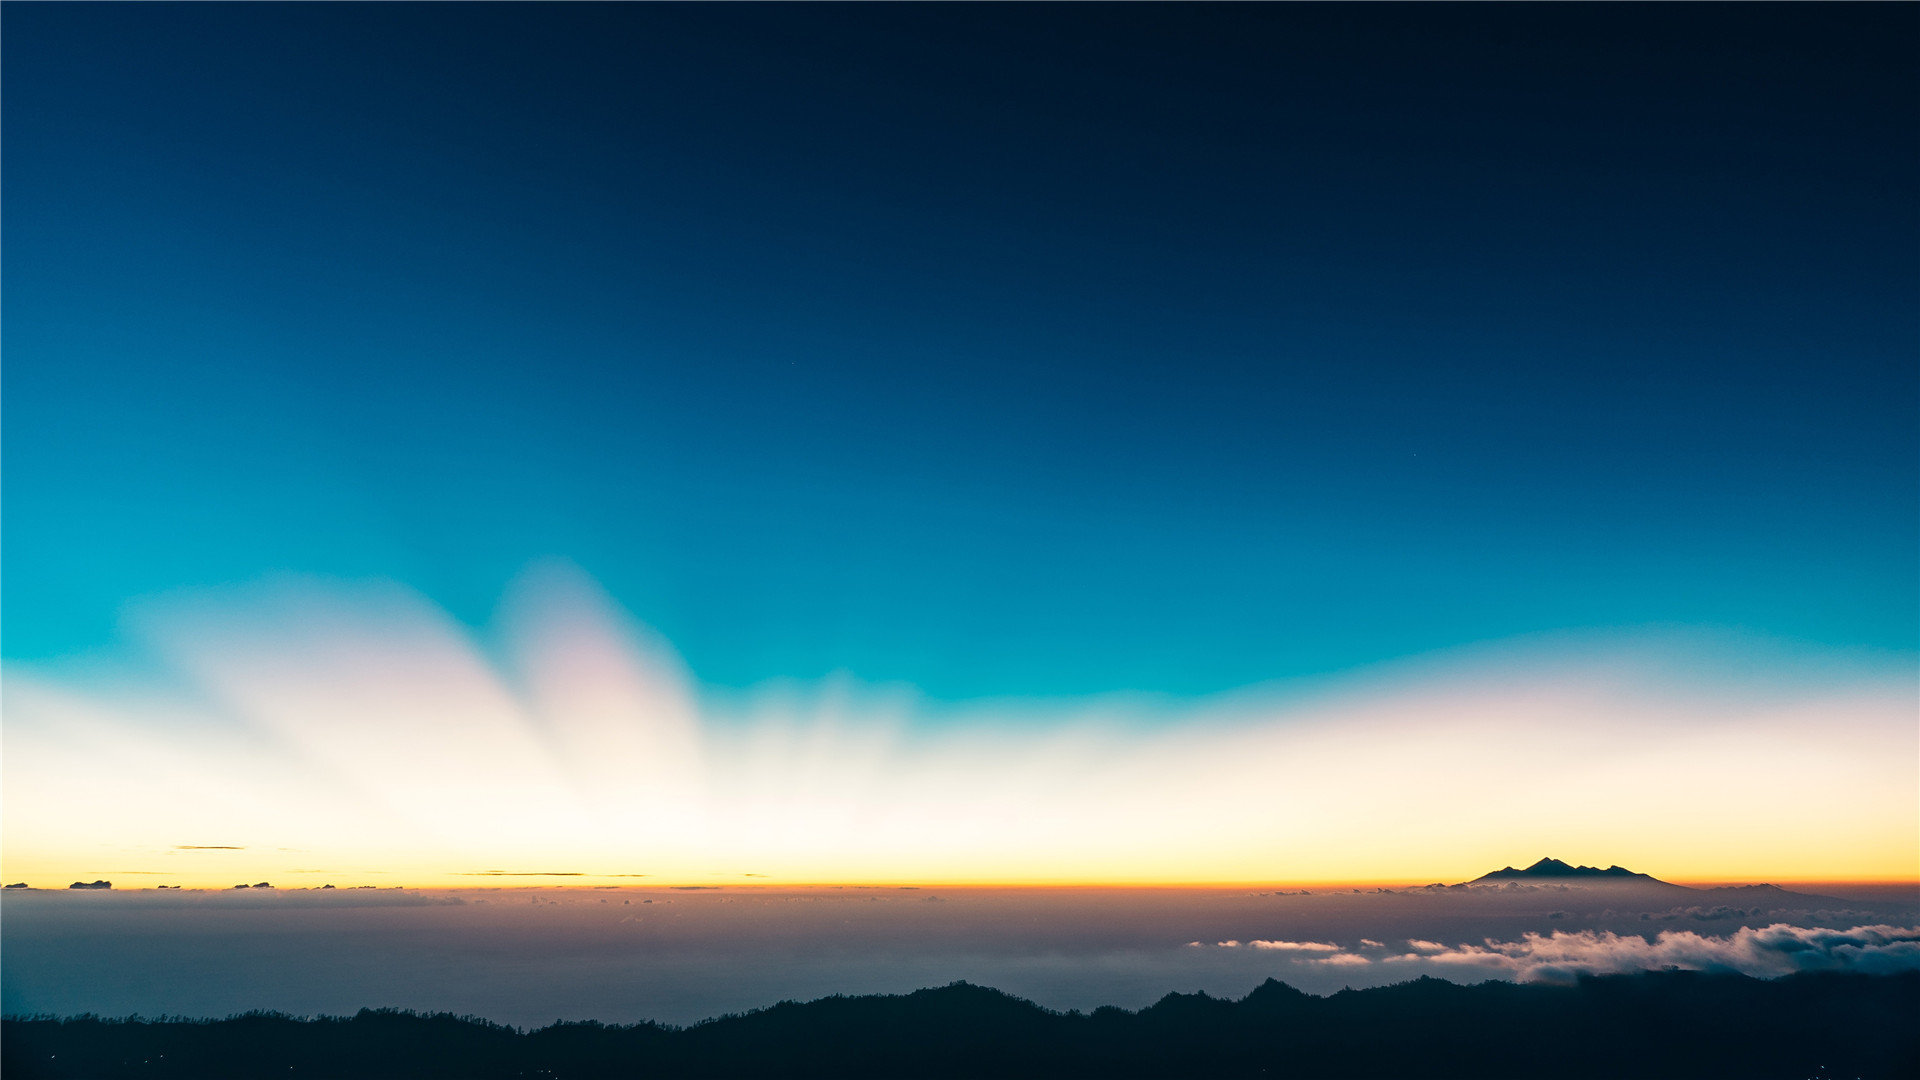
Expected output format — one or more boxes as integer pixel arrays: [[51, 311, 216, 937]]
[[8, 875, 1918, 892]]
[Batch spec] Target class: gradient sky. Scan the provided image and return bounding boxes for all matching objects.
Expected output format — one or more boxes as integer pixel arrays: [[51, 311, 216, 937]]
[[3, 5, 1916, 886]]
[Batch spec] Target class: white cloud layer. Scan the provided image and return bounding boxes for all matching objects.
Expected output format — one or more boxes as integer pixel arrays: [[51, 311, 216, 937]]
[[1379, 924, 1920, 982]]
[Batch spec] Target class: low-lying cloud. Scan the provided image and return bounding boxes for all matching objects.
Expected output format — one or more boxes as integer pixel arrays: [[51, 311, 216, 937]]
[[1191, 925, 1920, 982], [1312, 952, 1373, 967], [1249, 939, 1341, 952], [1380, 924, 1920, 982]]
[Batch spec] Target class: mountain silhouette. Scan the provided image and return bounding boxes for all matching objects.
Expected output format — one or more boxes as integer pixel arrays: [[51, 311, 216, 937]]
[[4, 971, 1914, 1079], [1470, 857, 1666, 884], [1462, 860, 1848, 904]]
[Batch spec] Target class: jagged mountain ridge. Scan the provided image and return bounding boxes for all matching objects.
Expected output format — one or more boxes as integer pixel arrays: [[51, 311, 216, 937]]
[[6, 972, 1913, 1079]]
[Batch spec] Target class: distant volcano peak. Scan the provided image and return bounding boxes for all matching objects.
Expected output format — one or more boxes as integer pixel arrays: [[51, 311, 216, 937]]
[[1470, 857, 1665, 884]]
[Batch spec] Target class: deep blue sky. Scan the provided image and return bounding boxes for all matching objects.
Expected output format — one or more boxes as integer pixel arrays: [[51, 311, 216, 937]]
[[5, 4, 1915, 698]]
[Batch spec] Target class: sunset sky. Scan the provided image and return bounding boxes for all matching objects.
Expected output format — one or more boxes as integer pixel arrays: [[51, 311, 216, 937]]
[[3, 5, 1915, 890]]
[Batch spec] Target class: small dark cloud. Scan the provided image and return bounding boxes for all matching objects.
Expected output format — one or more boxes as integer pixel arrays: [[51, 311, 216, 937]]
[[5, 882, 28, 889], [69, 880, 112, 889]]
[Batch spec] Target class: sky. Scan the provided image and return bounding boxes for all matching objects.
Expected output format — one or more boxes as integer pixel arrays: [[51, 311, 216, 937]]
[[3, 5, 1916, 888]]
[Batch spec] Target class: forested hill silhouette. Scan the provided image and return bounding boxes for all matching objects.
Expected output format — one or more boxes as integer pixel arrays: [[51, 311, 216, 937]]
[[7, 971, 1916, 1079], [1470, 857, 1668, 884]]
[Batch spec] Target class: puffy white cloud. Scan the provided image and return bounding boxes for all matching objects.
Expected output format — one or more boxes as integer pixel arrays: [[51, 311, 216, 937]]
[[1312, 953, 1373, 967], [1249, 939, 1341, 952]]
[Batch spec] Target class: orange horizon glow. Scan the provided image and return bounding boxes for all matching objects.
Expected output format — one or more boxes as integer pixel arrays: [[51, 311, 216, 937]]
[[11, 851, 1919, 895], [9, 875, 1920, 891]]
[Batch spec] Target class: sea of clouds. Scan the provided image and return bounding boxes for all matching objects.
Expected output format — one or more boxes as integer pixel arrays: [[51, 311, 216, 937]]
[[1199, 923, 1920, 983]]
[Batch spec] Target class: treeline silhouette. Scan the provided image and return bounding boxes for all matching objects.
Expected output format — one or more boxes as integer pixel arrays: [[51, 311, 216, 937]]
[[6, 971, 1916, 1078]]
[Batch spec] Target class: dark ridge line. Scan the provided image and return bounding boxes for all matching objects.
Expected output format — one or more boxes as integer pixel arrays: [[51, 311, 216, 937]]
[[6, 972, 1915, 1079]]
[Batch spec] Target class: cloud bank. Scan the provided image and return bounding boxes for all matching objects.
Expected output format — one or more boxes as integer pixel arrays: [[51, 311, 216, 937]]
[[1202, 925, 1920, 980], [1381, 924, 1920, 982]]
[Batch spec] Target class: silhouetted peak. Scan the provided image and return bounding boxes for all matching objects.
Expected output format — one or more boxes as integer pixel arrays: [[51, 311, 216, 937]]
[[892, 981, 1044, 1018], [1241, 978, 1313, 1010], [910, 981, 1010, 1003], [929, 980, 1002, 996], [68, 879, 111, 890], [1469, 858, 1664, 884], [1142, 990, 1235, 1021]]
